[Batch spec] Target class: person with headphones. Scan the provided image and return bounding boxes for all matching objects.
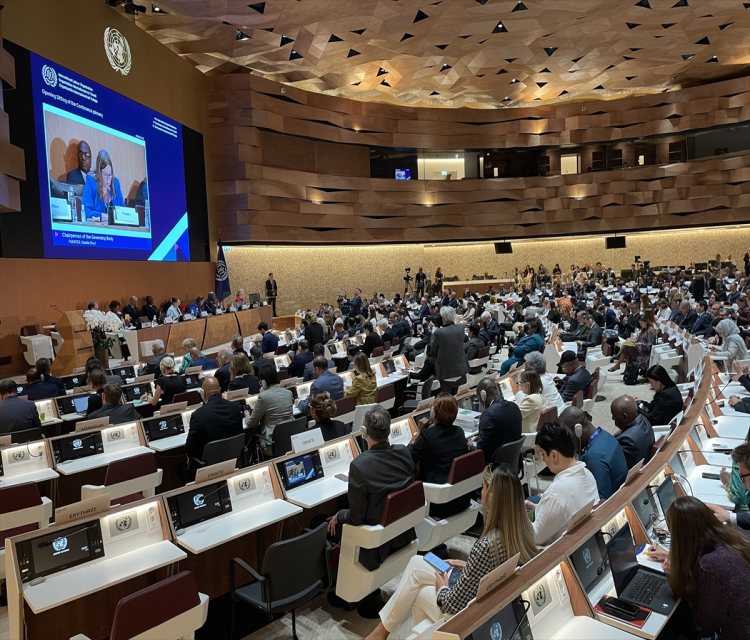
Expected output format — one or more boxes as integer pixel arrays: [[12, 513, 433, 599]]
[[243, 366, 294, 442], [559, 406, 628, 500], [472, 377, 523, 464]]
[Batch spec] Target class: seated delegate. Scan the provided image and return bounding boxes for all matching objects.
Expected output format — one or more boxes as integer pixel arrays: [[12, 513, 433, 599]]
[[0, 379, 42, 434], [343, 353, 377, 405], [88, 383, 141, 423], [81, 150, 124, 220], [141, 356, 187, 406], [610, 395, 655, 468], [634, 365, 683, 426], [309, 390, 347, 442], [472, 377, 523, 464], [366, 465, 538, 640]]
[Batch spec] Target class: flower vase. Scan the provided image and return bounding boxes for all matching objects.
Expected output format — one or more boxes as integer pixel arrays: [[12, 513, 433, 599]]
[[95, 349, 109, 368]]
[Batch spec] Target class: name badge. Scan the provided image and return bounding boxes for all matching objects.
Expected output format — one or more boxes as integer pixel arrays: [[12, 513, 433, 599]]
[[476, 552, 520, 601], [55, 494, 111, 525], [291, 427, 324, 454], [567, 498, 596, 533], [194, 458, 236, 484]]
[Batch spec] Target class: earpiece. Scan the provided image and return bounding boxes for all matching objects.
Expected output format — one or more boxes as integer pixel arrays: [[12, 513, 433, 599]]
[[260, 380, 267, 390], [429, 407, 435, 421], [574, 422, 583, 452], [480, 390, 487, 402]]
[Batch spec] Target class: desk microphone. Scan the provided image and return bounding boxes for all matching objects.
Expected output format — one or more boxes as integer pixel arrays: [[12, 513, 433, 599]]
[[50, 304, 65, 314]]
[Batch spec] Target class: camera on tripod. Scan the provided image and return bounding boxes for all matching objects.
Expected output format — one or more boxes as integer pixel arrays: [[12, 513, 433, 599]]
[[404, 267, 413, 283]]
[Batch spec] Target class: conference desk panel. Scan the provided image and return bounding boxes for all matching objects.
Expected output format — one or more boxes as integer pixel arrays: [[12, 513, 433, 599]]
[[131, 324, 171, 361], [236, 307, 273, 337], [448, 279, 515, 294], [166, 318, 206, 357], [271, 315, 298, 331], [203, 314, 240, 350]]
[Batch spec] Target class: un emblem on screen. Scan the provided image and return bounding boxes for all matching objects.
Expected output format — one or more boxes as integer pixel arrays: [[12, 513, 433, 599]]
[[489, 622, 503, 640], [583, 547, 592, 565], [41, 65, 58, 88], [52, 537, 68, 552], [104, 27, 132, 76], [193, 494, 205, 507]]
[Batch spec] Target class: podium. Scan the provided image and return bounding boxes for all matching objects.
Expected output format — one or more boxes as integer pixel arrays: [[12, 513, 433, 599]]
[[50, 311, 94, 375]]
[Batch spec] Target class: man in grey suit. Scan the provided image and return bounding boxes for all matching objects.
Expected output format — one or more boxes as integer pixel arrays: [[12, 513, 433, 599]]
[[431, 306, 470, 393], [0, 380, 42, 434], [303, 344, 334, 381], [577, 313, 602, 357], [88, 383, 142, 424], [244, 367, 294, 440], [555, 350, 593, 402]]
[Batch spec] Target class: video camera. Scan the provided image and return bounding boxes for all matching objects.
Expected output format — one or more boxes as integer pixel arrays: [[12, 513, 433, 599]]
[[404, 267, 413, 283]]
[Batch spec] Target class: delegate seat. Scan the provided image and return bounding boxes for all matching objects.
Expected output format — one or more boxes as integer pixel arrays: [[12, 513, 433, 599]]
[[81, 453, 162, 505]]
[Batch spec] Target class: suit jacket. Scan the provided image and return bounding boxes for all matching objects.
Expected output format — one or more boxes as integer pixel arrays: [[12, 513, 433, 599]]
[[142, 352, 169, 377], [336, 442, 416, 571], [287, 350, 314, 378], [690, 277, 715, 301], [265, 279, 277, 298], [192, 356, 218, 371], [215, 363, 231, 392], [558, 365, 593, 402], [244, 384, 294, 438], [679, 309, 698, 331], [475, 396, 523, 464], [382, 327, 397, 345], [303, 322, 325, 352], [691, 312, 712, 337], [0, 396, 42, 434], [638, 385, 683, 426], [581, 323, 602, 349], [737, 305, 750, 327], [26, 381, 65, 401], [615, 414, 655, 469], [419, 304, 430, 319], [65, 168, 87, 185], [297, 370, 344, 415], [261, 332, 279, 355], [350, 296, 362, 317], [227, 374, 261, 395], [362, 331, 383, 357], [303, 358, 334, 382], [464, 336, 486, 361], [88, 402, 141, 425], [431, 322, 470, 380], [123, 304, 141, 325], [185, 396, 243, 460], [738, 511, 750, 530]]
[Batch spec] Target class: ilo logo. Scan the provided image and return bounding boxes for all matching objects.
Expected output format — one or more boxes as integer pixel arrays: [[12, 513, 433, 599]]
[[72, 438, 83, 449], [42, 65, 58, 87], [52, 537, 68, 552], [115, 515, 132, 532], [193, 493, 205, 507], [583, 547, 592, 566], [534, 584, 547, 608], [489, 622, 503, 640]]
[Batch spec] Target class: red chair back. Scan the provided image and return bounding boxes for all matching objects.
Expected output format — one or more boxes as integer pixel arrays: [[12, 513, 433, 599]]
[[0, 483, 43, 545], [391, 337, 400, 346], [172, 390, 202, 406], [334, 396, 355, 418], [651, 435, 665, 459], [446, 450, 485, 485], [275, 344, 289, 355], [382, 341, 391, 351], [105, 453, 158, 505], [277, 369, 289, 382], [110, 572, 201, 640], [602, 343, 611, 357], [379, 481, 424, 527], [375, 384, 395, 403], [572, 390, 584, 408], [477, 346, 491, 359], [536, 407, 558, 430], [372, 346, 384, 357]]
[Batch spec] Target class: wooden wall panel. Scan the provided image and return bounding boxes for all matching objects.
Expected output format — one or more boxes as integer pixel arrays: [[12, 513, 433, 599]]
[[166, 319, 206, 357], [0, 258, 215, 375], [203, 314, 240, 350], [0, 7, 25, 213]]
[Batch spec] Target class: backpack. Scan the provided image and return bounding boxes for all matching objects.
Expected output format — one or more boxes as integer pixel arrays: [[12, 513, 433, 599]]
[[623, 361, 640, 386]]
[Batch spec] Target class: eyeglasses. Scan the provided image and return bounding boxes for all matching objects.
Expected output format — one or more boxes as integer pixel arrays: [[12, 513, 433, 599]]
[[101, 171, 113, 179], [77, 151, 91, 158], [739, 470, 750, 482]]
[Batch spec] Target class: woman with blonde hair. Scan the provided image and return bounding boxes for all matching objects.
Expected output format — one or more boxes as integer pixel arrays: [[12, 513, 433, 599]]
[[518, 370, 545, 432], [141, 356, 186, 405], [81, 150, 124, 219], [366, 465, 538, 640], [309, 390, 346, 441], [227, 352, 260, 394], [344, 353, 377, 405]]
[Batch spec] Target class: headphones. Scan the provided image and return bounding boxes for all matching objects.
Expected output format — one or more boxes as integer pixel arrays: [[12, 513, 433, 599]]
[[429, 407, 435, 421], [574, 422, 583, 452], [479, 390, 487, 403], [260, 380, 267, 390]]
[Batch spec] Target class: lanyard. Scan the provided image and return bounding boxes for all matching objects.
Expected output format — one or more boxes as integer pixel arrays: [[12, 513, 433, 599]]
[[583, 427, 602, 454]]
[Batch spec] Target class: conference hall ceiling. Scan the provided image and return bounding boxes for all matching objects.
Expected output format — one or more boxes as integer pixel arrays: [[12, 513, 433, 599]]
[[125, 0, 749, 108]]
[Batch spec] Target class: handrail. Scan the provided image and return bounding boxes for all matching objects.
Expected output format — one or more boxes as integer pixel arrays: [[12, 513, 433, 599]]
[[441, 353, 712, 638]]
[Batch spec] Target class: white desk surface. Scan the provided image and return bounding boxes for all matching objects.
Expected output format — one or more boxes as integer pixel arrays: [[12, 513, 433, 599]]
[[688, 467, 735, 511], [0, 467, 59, 488], [40, 417, 63, 426], [147, 433, 188, 452], [714, 421, 750, 440], [553, 616, 640, 640], [55, 446, 153, 475], [23, 540, 186, 614], [285, 476, 348, 509], [59, 414, 85, 423], [176, 499, 302, 554]]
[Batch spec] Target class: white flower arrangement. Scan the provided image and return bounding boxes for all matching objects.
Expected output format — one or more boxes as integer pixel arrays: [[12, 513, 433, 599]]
[[84, 309, 121, 352]]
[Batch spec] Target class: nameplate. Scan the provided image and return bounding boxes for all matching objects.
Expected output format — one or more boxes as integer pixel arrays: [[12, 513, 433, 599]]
[[183, 314, 194, 321], [76, 417, 109, 433], [55, 494, 111, 525], [226, 388, 249, 401], [185, 365, 203, 375], [476, 552, 521, 601], [159, 401, 188, 417], [416, 397, 435, 411], [456, 383, 472, 396], [200, 311, 208, 317], [0, 435, 12, 447], [567, 499, 596, 534], [134, 374, 155, 383], [623, 459, 644, 485], [280, 378, 298, 388], [72, 367, 86, 374], [119, 359, 137, 367], [194, 459, 236, 484], [229, 306, 237, 313], [216, 309, 224, 314], [164, 317, 174, 324], [292, 428, 324, 454]]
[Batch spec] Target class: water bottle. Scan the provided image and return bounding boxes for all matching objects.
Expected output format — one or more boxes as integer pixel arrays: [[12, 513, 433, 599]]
[[68, 185, 75, 220], [143, 183, 150, 228]]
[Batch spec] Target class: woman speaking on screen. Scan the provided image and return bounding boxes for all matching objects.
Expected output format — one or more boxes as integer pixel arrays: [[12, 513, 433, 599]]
[[82, 150, 124, 220]]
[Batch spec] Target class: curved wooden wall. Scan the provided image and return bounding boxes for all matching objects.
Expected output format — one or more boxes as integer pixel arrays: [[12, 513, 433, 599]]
[[209, 74, 750, 244], [0, 8, 25, 213]]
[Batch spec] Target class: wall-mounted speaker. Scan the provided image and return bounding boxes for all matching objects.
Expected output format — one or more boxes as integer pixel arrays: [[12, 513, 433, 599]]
[[494, 242, 513, 254], [606, 236, 627, 249]]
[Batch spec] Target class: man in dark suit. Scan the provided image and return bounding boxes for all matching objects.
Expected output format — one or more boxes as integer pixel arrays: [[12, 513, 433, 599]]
[[690, 271, 715, 301], [65, 140, 91, 185], [381, 318, 397, 346], [473, 377, 523, 463], [24, 367, 65, 401], [181, 376, 243, 482], [259, 322, 278, 355], [286, 340, 313, 378], [350, 288, 362, 318], [297, 357, 344, 415], [326, 405, 415, 574], [431, 306, 470, 393], [479, 310, 500, 346], [88, 383, 142, 424], [362, 322, 383, 358], [577, 313, 602, 357], [188, 347, 218, 371], [691, 301, 712, 337], [231, 334, 246, 357], [611, 395, 655, 469], [678, 301, 698, 331], [418, 298, 430, 323], [0, 379, 42, 434], [303, 344, 335, 381], [214, 349, 232, 392], [265, 273, 278, 316], [249, 345, 274, 377], [123, 296, 141, 327], [141, 340, 169, 377], [707, 443, 750, 530], [555, 350, 593, 402]]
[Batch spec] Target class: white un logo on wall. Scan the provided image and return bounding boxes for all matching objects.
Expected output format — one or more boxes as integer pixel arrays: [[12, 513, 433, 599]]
[[104, 27, 132, 76], [42, 65, 58, 87]]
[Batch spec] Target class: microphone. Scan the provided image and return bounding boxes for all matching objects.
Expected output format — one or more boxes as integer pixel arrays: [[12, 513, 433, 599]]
[[665, 471, 693, 497], [50, 304, 65, 314], [596, 531, 614, 576]]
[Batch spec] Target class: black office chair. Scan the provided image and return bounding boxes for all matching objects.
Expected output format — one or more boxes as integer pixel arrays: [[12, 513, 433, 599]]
[[229, 522, 332, 640], [399, 375, 435, 415], [10, 428, 43, 444], [260, 416, 308, 458], [491, 435, 526, 477], [187, 433, 247, 480]]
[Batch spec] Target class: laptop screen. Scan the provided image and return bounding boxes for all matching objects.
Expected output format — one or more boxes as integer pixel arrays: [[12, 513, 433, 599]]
[[72, 395, 90, 414], [570, 532, 608, 594], [656, 477, 678, 523], [466, 597, 532, 640], [607, 522, 639, 596], [382, 360, 396, 375], [276, 451, 324, 491]]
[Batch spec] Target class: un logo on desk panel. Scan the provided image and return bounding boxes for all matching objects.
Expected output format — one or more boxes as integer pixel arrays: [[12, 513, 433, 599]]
[[237, 475, 256, 493], [108, 429, 123, 442], [392, 426, 402, 438], [52, 537, 68, 552], [109, 511, 140, 537], [534, 584, 547, 608], [116, 515, 132, 532], [194, 494, 205, 507], [583, 547, 592, 566], [41, 65, 57, 88], [489, 622, 503, 640], [104, 27, 132, 76], [12, 450, 27, 463], [326, 448, 340, 462]]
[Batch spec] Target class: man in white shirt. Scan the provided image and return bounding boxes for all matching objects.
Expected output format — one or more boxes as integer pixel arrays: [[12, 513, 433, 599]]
[[526, 421, 599, 545], [523, 351, 566, 414]]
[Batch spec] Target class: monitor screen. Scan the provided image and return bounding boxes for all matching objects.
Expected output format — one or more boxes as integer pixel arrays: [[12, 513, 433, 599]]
[[182, 374, 201, 390], [631, 488, 659, 532], [570, 532, 608, 593], [59, 394, 91, 415], [16, 382, 28, 396], [19, 521, 104, 583], [467, 597, 532, 640], [276, 452, 324, 491], [656, 477, 678, 522], [606, 522, 639, 596], [395, 169, 411, 180], [62, 374, 87, 390], [52, 431, 103, 463], [124, 384, 145, 401], [145, 414, 183, 441], [110, 366, 135, 380], [382, 359, 396, 375], [72, 395, 90, 414], [168, 481, 231, 530]]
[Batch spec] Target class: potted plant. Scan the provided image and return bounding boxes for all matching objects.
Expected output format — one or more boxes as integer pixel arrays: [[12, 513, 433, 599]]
[[84, 309, 121, 367]]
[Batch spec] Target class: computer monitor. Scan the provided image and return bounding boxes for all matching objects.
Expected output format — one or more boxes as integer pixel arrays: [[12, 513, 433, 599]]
[[143, 414, 184, 442], [182, 374, 201, 390], [569, 531, 609, 595], [15, 382, 28, 396], [51, 431, 104, 464], [276, 451, 324, 491], [61, 373, 87, 390], [167, 481, 232, 530], [631, 487, 659, 533], [656, 477, 678, 524], [109, 365, 135, 381], [606, 522, 639, 596], [382, 359, 396, 375], [466, 596, 533, 640], [124, 383, 147, 402], [457, 393, 480, 412]]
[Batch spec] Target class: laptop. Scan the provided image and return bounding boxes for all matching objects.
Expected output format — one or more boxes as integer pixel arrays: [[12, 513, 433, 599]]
[[59, 394, 91, 417], [607, 522, 678, 613], [655, 476, 678, 522], [570, 531, 609, 596]]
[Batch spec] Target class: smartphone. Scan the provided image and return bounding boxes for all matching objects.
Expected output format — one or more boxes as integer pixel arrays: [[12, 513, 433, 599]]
[[702, 472, 721, 481], [423, 552, 451, 574], [602, 597, 640, 620], [335, 473, 348, 483]]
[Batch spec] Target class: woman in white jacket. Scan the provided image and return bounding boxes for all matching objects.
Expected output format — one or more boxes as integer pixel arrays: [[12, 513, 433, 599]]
[[518, 370, 546, 432]]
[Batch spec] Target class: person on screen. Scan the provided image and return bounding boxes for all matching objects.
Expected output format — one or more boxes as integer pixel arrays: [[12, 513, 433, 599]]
[[65, 140, 91, 185], [82, 150, 124, 220]]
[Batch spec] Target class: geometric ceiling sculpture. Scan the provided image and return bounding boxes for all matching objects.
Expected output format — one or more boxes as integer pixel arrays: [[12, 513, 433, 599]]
[[122, 0, 749, 108]]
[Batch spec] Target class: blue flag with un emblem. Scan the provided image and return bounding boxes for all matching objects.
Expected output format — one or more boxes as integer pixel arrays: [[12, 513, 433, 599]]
[[215, 243, 231, 302]]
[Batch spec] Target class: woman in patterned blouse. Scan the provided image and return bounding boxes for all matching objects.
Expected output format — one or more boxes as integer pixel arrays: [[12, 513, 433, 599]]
[[366, 465, 538, 640]]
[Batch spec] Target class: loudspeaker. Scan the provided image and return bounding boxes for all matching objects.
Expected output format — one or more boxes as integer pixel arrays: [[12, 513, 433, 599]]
[[494, 242, 513, 254], [606, 236, 627, 249]]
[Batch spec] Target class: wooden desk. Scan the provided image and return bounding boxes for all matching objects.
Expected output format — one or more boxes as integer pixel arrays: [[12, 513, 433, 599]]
[[447, 279, 515, 294], [203, 313, 239, 350], [236, 307, 273, 337], [271, 314, 300, 331]]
